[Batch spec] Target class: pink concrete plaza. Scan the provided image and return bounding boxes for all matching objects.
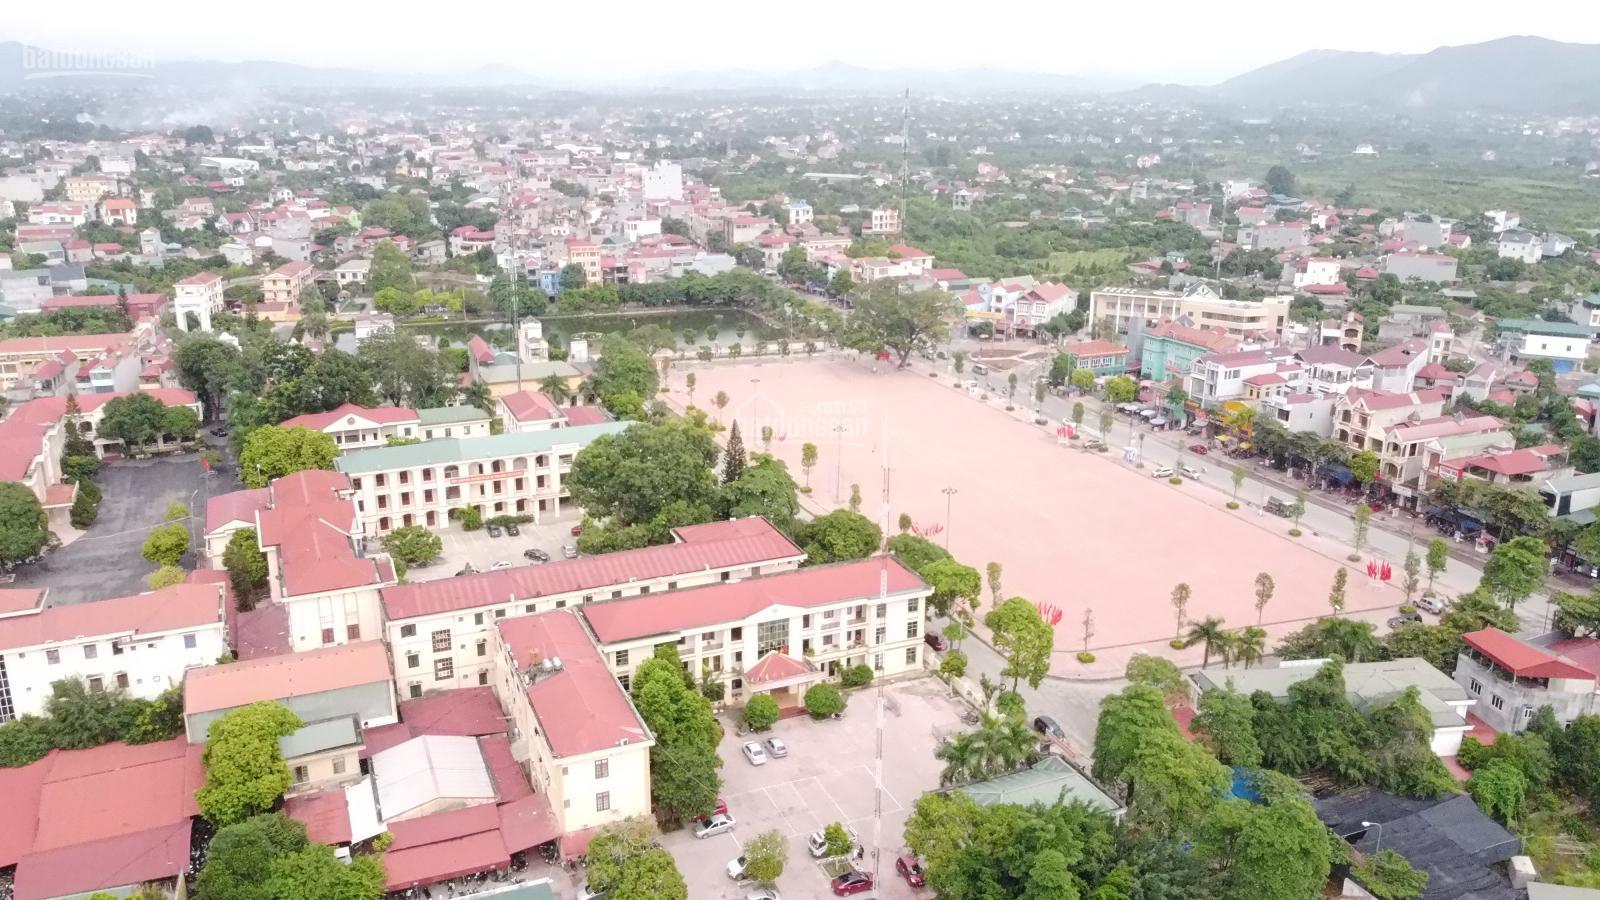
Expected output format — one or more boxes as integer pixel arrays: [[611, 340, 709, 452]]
[[680, 358, 1403, 676]]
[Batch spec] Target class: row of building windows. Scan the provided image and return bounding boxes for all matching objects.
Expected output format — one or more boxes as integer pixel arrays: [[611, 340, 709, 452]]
[[44, 632, 198, 664]]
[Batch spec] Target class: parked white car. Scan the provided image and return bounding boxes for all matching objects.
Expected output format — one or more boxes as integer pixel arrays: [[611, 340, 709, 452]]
[[808, 825, 860, 858], [741, 741, 768, 766], [1180, 465, 1204, 480], [1151, 466, 1174, 478], [1416, 595, 1446, 615], [694, 813, 737, 839]]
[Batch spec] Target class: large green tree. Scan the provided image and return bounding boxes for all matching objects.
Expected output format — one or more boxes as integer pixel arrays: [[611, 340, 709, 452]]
[[1191, 685, 1262, 767], [588, 335, 660, 418], [844, 281, 957, 367], [985, 597, 1054, 690], [356, 330, 457, 408], [238, 425, 338, 488], [196, 702, 305, 826], [0, 482, 49, 567], [721, 453, 799, 525], [795, 510, 882, 565], [1479, 535, 1547, 610], [1193, 775, 1335, 900], [630, 651, 721, 824], [568, 420, 721, 529], [223, 528, 268, 608], [367, 239, 417, 294]]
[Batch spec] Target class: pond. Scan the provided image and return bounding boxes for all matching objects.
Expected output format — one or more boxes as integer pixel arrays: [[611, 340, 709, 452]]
[[400, 307, 786, 352]]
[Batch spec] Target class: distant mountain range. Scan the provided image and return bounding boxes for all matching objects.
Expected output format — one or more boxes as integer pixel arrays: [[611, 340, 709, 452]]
[[1208, 36, 1600, 110], [4, 35, 1600, 110]]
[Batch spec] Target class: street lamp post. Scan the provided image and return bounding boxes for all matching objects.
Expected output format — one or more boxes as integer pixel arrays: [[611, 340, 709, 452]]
[[833, 424, 846, 503], [941, 487, 957, 550], [1361, 821, 1383, 854]]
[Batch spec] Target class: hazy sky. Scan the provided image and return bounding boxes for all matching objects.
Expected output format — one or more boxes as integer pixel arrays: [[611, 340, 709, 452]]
[[13, 1, 1600, 84]]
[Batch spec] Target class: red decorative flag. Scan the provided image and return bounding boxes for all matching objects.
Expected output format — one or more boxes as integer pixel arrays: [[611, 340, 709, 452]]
[[1367, 561, 1377, 579]]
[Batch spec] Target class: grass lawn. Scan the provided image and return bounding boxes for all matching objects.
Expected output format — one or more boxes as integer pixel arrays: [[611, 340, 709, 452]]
[[1521, 805, 1600, 888], [1212, 152, 1600, 234], [1045, 247, 1137, 273]]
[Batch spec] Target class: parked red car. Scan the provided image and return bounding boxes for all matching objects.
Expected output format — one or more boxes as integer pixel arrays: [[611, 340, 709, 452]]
[[924, 632, 947, 651], [570, 524, 583, 536], [831, 872, 875, 895], [694, 798, 729, 822], [1189, 444, 1208, 455], [897, 855, 927, 887]]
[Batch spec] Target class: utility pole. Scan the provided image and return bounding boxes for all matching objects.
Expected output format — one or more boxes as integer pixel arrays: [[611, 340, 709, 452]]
[[899, 88, 910, 234], [508, 251, 524, 394]]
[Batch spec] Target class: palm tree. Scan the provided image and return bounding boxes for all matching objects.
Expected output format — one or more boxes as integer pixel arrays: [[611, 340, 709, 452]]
[[1232, 627, 1267, 669], [540, 373, 574, 404], [461, 380, 493, 415], [1183, 616, 1229, 668], [1226, 405, 1257, 436], [1321, 617, 1380, 663], [936, 733, 982, 786]]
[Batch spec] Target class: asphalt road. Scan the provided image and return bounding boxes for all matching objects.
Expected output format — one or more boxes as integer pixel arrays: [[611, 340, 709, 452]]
[[14, 452, 240, 605]]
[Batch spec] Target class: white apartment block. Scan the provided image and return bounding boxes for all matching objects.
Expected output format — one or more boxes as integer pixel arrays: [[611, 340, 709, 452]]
[[280, 403, 423, 451], [491, 611, 655, 838], [864, 207, 901, 235], [336, 422, 628, 535], [583, 557, 934, 703], [173, 271, 224, 332], [0, 582, 228, 722], [1086, 286, 1289, 339], [383, 518, 804, 698]]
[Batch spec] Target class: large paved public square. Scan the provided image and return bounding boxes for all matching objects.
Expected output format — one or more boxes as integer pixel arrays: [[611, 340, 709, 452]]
[[677, 356, 1405, 675]]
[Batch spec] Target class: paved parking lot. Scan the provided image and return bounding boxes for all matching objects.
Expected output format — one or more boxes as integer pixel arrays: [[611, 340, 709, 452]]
[[408, 514, 583, 582], [662, 677, 961, 900], [12, 453, 239, 605]]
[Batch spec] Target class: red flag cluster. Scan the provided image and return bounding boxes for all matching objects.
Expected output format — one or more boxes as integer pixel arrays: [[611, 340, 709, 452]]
[[1035, 602, 1064, 627], [1364, 560, 1393, 581]]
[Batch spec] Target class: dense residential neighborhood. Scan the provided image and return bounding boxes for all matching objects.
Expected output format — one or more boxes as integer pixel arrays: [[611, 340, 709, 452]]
[[7, 24, 1600, 900]]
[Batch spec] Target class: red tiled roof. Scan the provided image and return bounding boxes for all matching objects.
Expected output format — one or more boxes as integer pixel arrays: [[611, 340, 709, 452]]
[[745, 652, 811, 686], [230, 598, 291, 661], [499, 390, 561, 422], [14, 822, 192, 900], [204, 486, 270, 533], [395, 687, 508, 738], [925, 268, 967, 281], [2, 736, 202, 898], [583, 557, 926, 644], [0, 588, 44, 615], [480, 735, 532, 803], [496, 793, 559, 853], [1463, 628, 1595, 680], [0, 333, 131, 356], [1059, 339, 1128, 359], [383, 829, 508, 892], [183, 640, 393, 715], [382, 517, 802, 620], [284, 789, 353, 845], [388, 803, 500, 852], [495, 611, 649, 758], [176, 271, 221, 285], [0, 582, 224, 652], [256, 470, 381, 597], [279, 402, 419, 431], [39, 293, 165, 312], [467, 334, 497, 364], [562, 405, 609, 426], [1465, 450, 1551, 477], [1548, 637, 1600, 678]]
